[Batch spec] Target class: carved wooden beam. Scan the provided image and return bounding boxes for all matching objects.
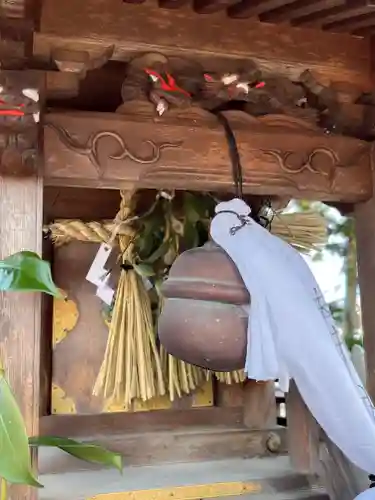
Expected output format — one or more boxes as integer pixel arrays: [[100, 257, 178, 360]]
[[43, 109, 372, 202], [36, 0, 371, 89]]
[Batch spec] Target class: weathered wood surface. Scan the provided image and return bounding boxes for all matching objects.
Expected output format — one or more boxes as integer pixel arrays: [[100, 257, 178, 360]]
[[43, 110, 372, 201], [286, 382, 319, 475], [356, 180, 375, 401], [40, 406, 244, 437], [243, 380, 277, 430], [37, 0, 371, 88], [39, 455, 308, 500], [0, 71, 43, 500], [51, 241, 213, 414], [319, 436, 365, 500], [39, 425, 287, 473]]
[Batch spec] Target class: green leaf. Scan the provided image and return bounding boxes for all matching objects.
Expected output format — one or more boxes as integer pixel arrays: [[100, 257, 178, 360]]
[[29, 436, 122, 472], [0, 251, 61, 297], [183, 222, 199, 250], [133, 263, 155, 278], [0, 369, 42, 487], [183, 193, 202, 223], [144, 240, 171, 264]]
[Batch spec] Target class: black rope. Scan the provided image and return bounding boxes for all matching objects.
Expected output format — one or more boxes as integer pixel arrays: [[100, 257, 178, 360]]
[[212, 109, 274, 231], [121, 263, 133, 271], [213, 110, 243, 200]]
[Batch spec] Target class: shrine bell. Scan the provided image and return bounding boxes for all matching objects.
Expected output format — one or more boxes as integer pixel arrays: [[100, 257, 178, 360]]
[[158, 241, 249, 371]]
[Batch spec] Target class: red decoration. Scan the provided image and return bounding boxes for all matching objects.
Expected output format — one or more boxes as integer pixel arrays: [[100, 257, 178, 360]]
[[144, 68, 190, 97]]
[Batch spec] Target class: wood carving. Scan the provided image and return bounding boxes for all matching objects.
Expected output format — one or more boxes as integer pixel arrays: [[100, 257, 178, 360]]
[[52, 45, 115, 80], [119, 53, 201, 115], [45, 121, 181, 178], [259, 148, 340, 184], [43, 111, 371, 202], [0, 73, 40, 176]]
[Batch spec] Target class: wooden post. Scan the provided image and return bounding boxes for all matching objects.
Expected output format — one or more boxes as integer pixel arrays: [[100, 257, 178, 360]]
[[0, 71, 43, 500], [243, 380, 276, 430], [286, 381, 319, 474], [355, 191, 375, 401]]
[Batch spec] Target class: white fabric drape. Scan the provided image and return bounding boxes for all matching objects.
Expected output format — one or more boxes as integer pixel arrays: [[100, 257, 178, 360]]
[[209, 198, 375, 498]]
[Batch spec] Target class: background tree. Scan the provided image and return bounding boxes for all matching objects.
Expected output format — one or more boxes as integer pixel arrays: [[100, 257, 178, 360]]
[[291, 200, 362, 348]]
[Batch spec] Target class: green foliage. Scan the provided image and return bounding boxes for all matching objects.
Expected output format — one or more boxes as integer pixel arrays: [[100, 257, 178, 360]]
[[0, 251, 61, 297], [293, 200, 361, 348], [133, 192, 215, 285], [29, 437, 122, 472], [0, 251, 122, 491], [0, 369, 42, 488]]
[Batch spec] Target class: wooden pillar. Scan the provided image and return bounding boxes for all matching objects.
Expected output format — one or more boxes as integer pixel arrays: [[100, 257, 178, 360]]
[[0, 71, 43, 500], [355, 191, 375, 400], [286, 381, 319, 474]]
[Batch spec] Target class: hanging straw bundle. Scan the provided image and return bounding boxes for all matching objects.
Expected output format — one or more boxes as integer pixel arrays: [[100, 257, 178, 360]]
[[270, 210, 327, 252], [92, 191, 165, 408], [160, 347, 207, 401], [47, 197, 328, 390]]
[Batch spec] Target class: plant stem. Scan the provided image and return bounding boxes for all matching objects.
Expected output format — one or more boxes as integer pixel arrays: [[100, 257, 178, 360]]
[[1, 478, 7, 500]]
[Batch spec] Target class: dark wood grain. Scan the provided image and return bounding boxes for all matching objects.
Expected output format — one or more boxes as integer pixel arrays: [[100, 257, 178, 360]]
[[42, 110, 372, 202], [39, 424, 287, 473], [0, 71, 43, 500], [40, 406, 245, 436], [286, 382, 319, 474], [243, 381, 277, 429], [37, 0, 371, 88]]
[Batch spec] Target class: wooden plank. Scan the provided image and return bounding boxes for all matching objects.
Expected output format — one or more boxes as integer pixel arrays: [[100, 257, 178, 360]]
[[286, 381, 319, 474], [37, 0, 371, 87], [44, 187, 120, 220], [39, 426, 287, 473], [40, 407, 244, 436], [216, 382, 245, 407], [0, 71, 43, 500], [295, 0, 372, 27], [243, 381, 277, 430], [228, 0, 297, 19], [42, 110, 372, 202], [39, 456, 304, 500], [262, 0, 359, 24]]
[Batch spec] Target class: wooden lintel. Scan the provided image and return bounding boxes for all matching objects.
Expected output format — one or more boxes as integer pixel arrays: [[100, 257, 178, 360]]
[[37, 0, 371, 89], [43, 110, 372, 202]]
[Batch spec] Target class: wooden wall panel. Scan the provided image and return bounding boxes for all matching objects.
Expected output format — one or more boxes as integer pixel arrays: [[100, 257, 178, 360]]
[[51, 241, 213, 414]]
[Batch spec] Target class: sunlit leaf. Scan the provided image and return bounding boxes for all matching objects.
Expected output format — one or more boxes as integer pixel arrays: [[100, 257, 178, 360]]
[[0, 369, 42, 487], [0, 252, 61, 297], [29, 436, 122, 472]]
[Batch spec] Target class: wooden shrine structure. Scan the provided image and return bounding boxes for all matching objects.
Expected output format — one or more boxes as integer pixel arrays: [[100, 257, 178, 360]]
[[4, 0, 375, 499]]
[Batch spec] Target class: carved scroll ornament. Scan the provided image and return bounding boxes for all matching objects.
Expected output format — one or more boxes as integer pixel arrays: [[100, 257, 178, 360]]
[[45, 122, 181, 177]]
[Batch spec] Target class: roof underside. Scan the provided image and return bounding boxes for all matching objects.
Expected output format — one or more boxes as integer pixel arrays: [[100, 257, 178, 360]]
[[122, 0, 375, 36]]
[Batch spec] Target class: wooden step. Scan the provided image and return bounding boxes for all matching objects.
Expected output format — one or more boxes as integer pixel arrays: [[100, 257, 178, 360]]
[[39, 456, 329, 500]]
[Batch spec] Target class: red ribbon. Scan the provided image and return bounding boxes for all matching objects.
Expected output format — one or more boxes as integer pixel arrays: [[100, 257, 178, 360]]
[[145, 69, 190, 97], [0, 99, 25, 116]]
